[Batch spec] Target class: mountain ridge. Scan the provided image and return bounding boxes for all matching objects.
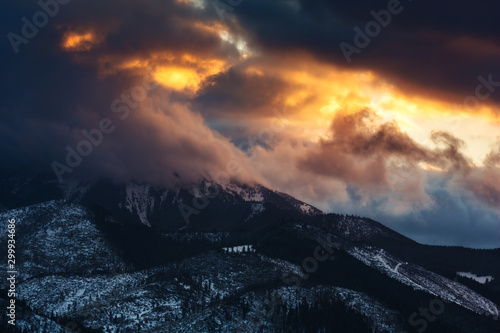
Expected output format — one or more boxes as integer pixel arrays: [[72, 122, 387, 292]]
[[1, 174, 499, 332]]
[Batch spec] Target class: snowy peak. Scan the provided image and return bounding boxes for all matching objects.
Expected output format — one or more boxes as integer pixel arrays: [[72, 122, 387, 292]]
[[59, 179, 324, 231], [123, 184, 161, 227]]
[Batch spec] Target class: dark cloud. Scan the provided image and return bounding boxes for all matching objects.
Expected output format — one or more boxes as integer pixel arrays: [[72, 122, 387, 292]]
[[0, 0, 259, 185], [195, 65, 290, 119], [234, 0, 500, 109]]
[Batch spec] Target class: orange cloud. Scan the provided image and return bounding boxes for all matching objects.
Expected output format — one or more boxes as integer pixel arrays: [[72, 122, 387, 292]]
[[207, 53, 500, 166], [153, 55, 226, 93], [62, 31, 97, 51]]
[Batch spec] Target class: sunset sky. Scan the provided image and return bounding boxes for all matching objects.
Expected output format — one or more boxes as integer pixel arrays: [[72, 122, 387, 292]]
[[1, 0, 499, 247]]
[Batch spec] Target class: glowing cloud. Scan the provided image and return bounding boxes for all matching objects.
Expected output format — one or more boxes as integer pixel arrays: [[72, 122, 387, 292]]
[[152, 55, 226, 93], [62, 31, 97, 51]]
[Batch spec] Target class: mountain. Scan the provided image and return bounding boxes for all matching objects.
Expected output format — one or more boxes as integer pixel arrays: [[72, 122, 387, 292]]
[[1, 174, 499, 332], [0, 176, 322, 231]]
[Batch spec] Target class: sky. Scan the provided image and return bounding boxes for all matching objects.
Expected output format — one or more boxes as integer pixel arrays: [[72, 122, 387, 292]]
[[1, 0, 499, 248]]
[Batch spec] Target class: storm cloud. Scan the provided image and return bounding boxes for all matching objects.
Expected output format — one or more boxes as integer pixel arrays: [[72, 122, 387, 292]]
[[1, 0, 499, 247], [233, 0, 500, 110]]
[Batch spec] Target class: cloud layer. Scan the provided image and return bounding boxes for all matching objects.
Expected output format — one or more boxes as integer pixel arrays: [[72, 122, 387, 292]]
[[1, 0, 499, 247]]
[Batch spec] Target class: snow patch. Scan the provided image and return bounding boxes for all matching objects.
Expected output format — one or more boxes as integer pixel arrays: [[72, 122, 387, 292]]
[[226, 183, 264, 202], [124, 184, 154, 227], [223, 245, 255, 253], [299, 203, 316, 215], [457, 272, 494, 284], [245, 203, 265, 222]]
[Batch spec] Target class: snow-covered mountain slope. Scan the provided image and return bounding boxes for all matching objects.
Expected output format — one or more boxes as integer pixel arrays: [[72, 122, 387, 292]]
[[0, 298, 71, 333], [328, 215, 402, 242], [122, 183, 168, 227], [165, 285, 401, 333], [310, 214, 415, 246], [1, 175, 499, 332], [290, 223, 500, 320], [0, 194, 400, 332], [60, 180, 323, 231], [0, 200, 128, 286], [224, 184, 323, 216], [346, 245, 500, 318], [15, 250, 402, 333]]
